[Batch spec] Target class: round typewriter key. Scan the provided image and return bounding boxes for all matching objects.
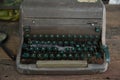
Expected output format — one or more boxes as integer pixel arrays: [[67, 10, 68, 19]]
[[50, 34, 54, 38], [95, 52, 101, 58], [22, 53, 29, 58], [89, 47, 94, 51], [41, 47, 46, 51], [68, 54, 73, 59], [84, 47, 88, 51], [39, 34, 43, 38], [73, 34, 77, 38], [95, 35, 99, 39], [56, 54, 61, 59], [33, 34, 37, 38], [58, 41, 63, 46], [75, 53, 79, 59], [77, 47, 82, 51], [71, 47, 76, 52], [76, 45, 80, 48], [31, 53, 36, 58], [70, 41, 74, 46], [81, 53, 85, 60], [64, 41, 69, 45], [65, 47, 70, 52], [37, 54, 42, 59], [62, 54, 67, 59], [52, 41, 56, 45], [89, 35, 94, 39], [50, 54, 54, 59], [79, 35, 82, 39], [45, 34, 49, 38], [56, 34, 60, 38], [24, 34, 30, 38], [84, 35, 89, 39], [95, 27, 100, 32], [47, 41, 51, 44], [30, 47, 34, 51], [68, 34, 72, 38], [44, 54, 49, 59], [62, 34, 65, 38]]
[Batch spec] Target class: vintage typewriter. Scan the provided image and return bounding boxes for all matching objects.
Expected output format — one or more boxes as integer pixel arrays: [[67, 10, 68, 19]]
[[16, 0, 110, 74]]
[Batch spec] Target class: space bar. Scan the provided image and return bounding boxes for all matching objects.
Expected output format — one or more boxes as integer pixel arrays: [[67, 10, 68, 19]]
[[36, 60, 88, 68]]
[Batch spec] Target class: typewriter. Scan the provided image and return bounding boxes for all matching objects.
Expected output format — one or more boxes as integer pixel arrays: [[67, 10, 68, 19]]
[[16, 0, 110, 74]]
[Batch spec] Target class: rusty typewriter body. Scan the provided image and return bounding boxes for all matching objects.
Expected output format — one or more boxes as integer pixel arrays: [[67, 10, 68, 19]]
[[16, 0, 110, 74]]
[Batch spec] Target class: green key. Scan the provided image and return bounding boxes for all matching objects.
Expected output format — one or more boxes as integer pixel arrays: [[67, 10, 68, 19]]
[[70, 41, 74, 45], [41, 41, 45, 44], [52, 41, 56, 45], [95, 35, 99, 39], [89, 35, 94, 39], [22, 53, 29, 58], [76, 45, 80, 48], [64, 41, 68, 45], [84, 47, 88, 51], [62, 54, 67, 59], [45, 34, 49, 38], [47, 47, 52, 51], [87, 53, 91, 59], [31, 53, 36, 58], [53, 47, 58, 51], [75, 54, 79, 59], [47, 41, 51, 44], [68, 34, 72, 38], [25, 34, 30, 38], [39, 34, 43, 38], [41, 47, 46, 51], [95, 27, 100, 32], [95, 52, 101, 58], [37, 54, 42, 59], [30, 47, 34, 51], [87, 41, 92, 45], [50, 35, 54, 38], [56, 54, 61, 59], [77, 47, 82, 51], [35, 47, 39, 51], [44, 54, 49, 59], [35, 41, 39, 44], [50, 54, 54, 59], [89, 47, 94, 51], [65, 48, 70, 52], [84, 35, 89, 39], [56, 34, 60, 38], [68, 54, 73, 59], [58, 41, 63, 45], [71, 47, 75, 51], [62, 35, 65, 38], [82, 44, 85, 47], [73, 34, 77, 38], [79, 35, 82, 39], [33, 34, 37, 38], [81, 53, 85, 60]]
